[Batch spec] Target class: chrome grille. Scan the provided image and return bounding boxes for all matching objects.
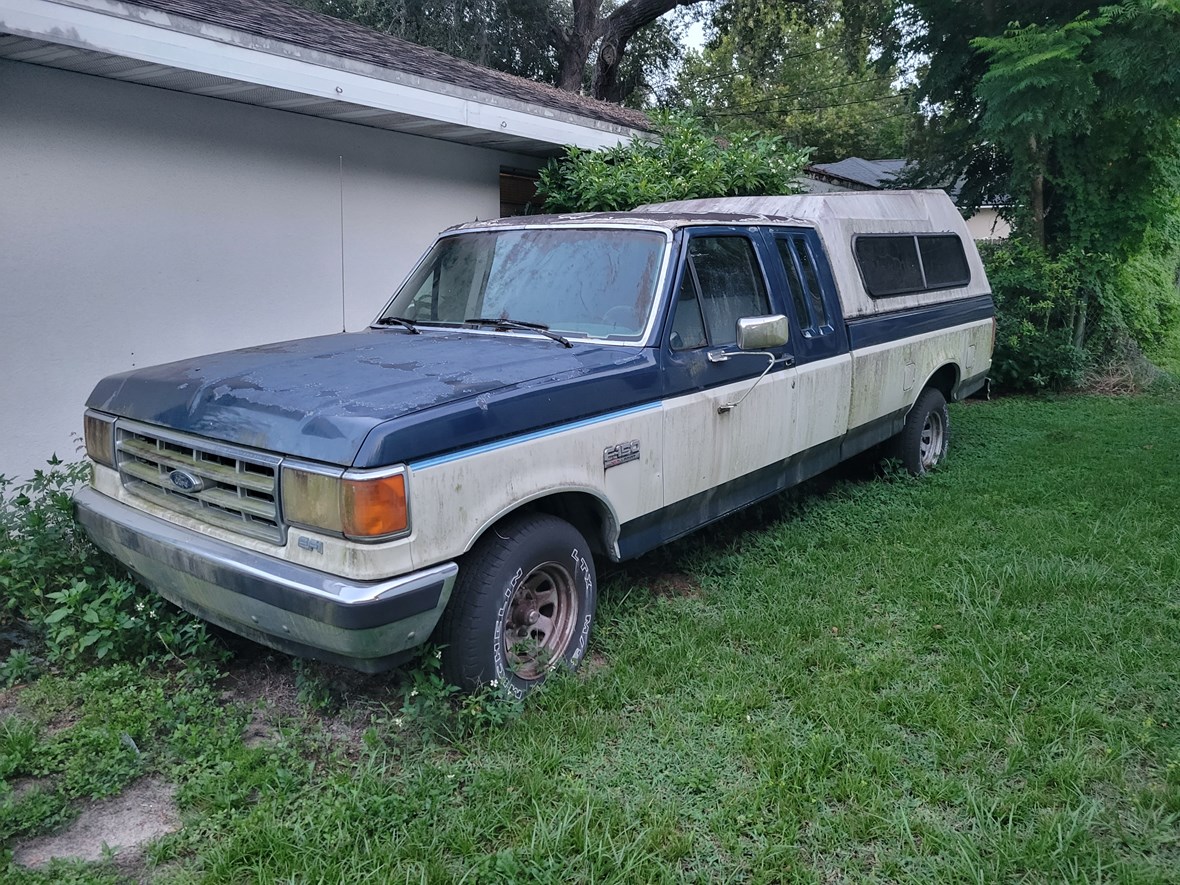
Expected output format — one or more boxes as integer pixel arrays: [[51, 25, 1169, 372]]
[[115, 422, 284, 543]]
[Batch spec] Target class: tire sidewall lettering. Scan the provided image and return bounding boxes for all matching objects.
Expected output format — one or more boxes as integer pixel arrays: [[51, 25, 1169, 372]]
[[492, 567, 525, 687], [568, 545, 594, 665]]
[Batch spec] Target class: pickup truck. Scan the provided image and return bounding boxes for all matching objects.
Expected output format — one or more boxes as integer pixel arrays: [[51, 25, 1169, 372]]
[[75, 190, 994, 695]]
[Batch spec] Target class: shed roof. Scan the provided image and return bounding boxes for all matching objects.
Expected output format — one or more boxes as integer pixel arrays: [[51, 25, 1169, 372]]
[[805, 157, 907, 190]]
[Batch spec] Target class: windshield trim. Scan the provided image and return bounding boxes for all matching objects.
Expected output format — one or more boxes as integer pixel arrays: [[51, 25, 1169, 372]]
[[371, 224, 676, 349]]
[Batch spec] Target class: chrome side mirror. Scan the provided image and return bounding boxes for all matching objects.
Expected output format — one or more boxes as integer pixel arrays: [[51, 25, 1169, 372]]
[[736, 314, 790, 351]]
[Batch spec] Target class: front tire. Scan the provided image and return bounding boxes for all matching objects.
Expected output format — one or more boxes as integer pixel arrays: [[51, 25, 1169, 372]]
[[891, 387, 949, 475], [437, 513, 596, 695]]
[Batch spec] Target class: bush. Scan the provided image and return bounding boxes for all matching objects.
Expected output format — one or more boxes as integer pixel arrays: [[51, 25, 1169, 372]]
[[0, 457, 223, 677], [536, 113, 809, 213], [981, 239, 1088, 391], [982, 212, 1180, 393]]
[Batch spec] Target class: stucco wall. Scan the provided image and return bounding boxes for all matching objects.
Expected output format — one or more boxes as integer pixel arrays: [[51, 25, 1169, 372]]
[[0, 59, 541, 480], [965, 208, 1011, 241]]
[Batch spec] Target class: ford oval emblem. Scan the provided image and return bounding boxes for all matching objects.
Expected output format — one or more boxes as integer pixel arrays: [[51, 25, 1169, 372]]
[[168, 469, 204, 493]]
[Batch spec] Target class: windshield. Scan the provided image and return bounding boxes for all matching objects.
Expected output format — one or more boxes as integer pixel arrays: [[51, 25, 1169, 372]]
[[378, 228, 667, 341]]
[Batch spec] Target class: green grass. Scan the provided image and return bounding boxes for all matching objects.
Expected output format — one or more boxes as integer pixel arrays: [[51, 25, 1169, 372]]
[[3, 388, 1179, 882]]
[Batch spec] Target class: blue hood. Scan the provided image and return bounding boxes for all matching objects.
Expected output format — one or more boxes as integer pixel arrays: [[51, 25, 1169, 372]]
[[87, 329, 659, 467]]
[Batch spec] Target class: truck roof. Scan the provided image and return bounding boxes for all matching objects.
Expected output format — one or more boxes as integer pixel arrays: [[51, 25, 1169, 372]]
[[446, 190, 991, 318], [445, 211, 796, 232]]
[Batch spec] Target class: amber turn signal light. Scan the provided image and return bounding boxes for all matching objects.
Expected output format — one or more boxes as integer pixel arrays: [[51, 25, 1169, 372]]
[[342, 473, 408, 539]]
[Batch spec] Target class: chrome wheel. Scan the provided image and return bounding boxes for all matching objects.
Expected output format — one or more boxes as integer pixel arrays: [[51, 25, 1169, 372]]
[[919, 408, 946, 470], [500, 561, 579, 680], [889, 387, 949, 476]]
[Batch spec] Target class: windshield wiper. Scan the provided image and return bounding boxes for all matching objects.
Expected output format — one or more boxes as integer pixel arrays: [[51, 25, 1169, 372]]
[[374, 316, 421, 334], [464, 317, 572, 348]]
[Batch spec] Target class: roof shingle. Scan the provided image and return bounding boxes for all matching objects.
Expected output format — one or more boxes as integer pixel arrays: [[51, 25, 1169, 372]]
[[129, 0, 652, 132]]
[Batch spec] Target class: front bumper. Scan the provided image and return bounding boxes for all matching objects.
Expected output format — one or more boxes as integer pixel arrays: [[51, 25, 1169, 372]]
[[74, 486, 458, 672]]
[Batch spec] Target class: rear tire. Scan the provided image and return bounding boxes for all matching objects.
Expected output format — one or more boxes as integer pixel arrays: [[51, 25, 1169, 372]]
[[437, 513, 596, 696], [891, 387, 949, 475]]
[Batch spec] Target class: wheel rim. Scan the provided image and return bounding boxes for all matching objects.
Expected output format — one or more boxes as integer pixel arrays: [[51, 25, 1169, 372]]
[[500, 561, 578, 680], [919, 409, 945, 470]]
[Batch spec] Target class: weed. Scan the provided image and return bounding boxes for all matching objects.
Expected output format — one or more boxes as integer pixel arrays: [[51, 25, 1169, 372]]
[[0, 457, 224, 670], [0, 718, 39, 780], [0, 651, 38, 688], [292, 658, 339, 713]]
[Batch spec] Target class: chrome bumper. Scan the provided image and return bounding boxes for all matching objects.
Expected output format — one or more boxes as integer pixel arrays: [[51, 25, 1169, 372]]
[[74, 486, 457, 672]]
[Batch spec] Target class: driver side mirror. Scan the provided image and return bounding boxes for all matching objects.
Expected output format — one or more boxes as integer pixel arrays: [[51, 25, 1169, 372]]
[[736, 314, 789, 351]]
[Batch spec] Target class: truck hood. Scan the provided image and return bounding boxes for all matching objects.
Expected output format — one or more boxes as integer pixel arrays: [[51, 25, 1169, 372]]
[[86, 329, 656, 467]]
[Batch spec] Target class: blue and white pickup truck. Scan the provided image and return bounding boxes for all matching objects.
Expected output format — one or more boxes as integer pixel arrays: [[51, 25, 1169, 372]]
[[75, 190, 993, 694]]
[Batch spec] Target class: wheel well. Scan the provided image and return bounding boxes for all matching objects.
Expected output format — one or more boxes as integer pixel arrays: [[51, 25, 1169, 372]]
[[484, 492, 617, 561], [926, 363, 959, 401]]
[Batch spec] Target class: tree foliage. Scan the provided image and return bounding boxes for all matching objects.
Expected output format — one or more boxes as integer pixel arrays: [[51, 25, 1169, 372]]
[[535, 114, 808, 212], [670, 3, 912, 162], [903, 0, 1180, 387]]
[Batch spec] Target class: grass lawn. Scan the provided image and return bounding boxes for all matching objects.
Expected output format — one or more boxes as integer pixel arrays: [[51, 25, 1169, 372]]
[[2, 385, 1178, 882]]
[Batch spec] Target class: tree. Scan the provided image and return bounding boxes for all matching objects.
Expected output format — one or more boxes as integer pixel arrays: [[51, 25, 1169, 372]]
[[903, 0, 1180, 386], [535, 114, 809, 212], [552, 0, 703, 101], [669, 4, 912, 162]]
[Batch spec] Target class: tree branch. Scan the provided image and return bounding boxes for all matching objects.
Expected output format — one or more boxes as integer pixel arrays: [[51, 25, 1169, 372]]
[[592, 0, 703, 100]]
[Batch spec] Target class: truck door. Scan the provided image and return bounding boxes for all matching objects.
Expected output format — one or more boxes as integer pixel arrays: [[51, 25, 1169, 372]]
[[769, 230, 853, 457], [658, 230, 799, 533]]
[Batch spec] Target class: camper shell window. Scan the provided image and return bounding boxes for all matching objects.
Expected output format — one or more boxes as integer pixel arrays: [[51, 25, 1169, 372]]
[[854, 233, 971, 298]]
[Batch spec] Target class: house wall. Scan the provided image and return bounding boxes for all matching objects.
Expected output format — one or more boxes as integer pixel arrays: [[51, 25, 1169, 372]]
[[965, 208, 1011, 241], [0, 59, 542, 480]]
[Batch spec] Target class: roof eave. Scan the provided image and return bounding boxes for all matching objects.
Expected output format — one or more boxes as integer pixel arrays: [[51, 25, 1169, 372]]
[[0, 0, 650, 155]]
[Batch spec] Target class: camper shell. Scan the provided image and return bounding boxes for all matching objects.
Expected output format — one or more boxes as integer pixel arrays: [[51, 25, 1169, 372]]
[[641, 190, 992, 319]]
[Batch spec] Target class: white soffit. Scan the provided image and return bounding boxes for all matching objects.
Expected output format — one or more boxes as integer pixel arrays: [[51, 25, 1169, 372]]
[[0, 0, 645, 155]]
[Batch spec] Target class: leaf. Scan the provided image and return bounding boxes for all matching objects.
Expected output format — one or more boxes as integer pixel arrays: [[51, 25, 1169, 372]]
[[43, 608, 71, 625]]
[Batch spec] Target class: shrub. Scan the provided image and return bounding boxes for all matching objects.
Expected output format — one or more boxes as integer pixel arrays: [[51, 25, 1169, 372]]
[[982, 230, 1180, 392], [0, 457, 223, 676], [981, 239, 1088, 391], [536, 113, 809, 213]]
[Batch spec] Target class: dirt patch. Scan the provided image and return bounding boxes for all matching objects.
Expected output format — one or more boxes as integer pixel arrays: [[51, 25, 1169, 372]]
[[217, 653, 396, 752], [582, 650, 610, 677], [0, 684, 23, 719], [647, 572, 703, 599], [218, 657, 303, 716], [12, 777, 180, 869], [219, 658, 302, 749], [7, 776, 52, 803]]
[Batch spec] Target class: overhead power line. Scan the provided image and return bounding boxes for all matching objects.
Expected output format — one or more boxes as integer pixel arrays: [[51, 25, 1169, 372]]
[[690, 72, 902, 111], [700, 90, 912, 120], [681, 38, 848, 87]]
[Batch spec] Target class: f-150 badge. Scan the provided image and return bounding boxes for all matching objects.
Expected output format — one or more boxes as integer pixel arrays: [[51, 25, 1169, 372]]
[[603, 439, 640, 469]]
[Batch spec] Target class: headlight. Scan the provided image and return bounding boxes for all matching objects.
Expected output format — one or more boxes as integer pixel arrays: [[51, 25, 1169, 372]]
[[83, 411, 117, 469], [282, 464, 409, 542]]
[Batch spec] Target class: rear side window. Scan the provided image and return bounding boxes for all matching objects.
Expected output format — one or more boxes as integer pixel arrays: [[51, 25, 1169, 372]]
[[919, 235, 972, 289], [854, 234, 970, 298], [776, 236, 829, 332]]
